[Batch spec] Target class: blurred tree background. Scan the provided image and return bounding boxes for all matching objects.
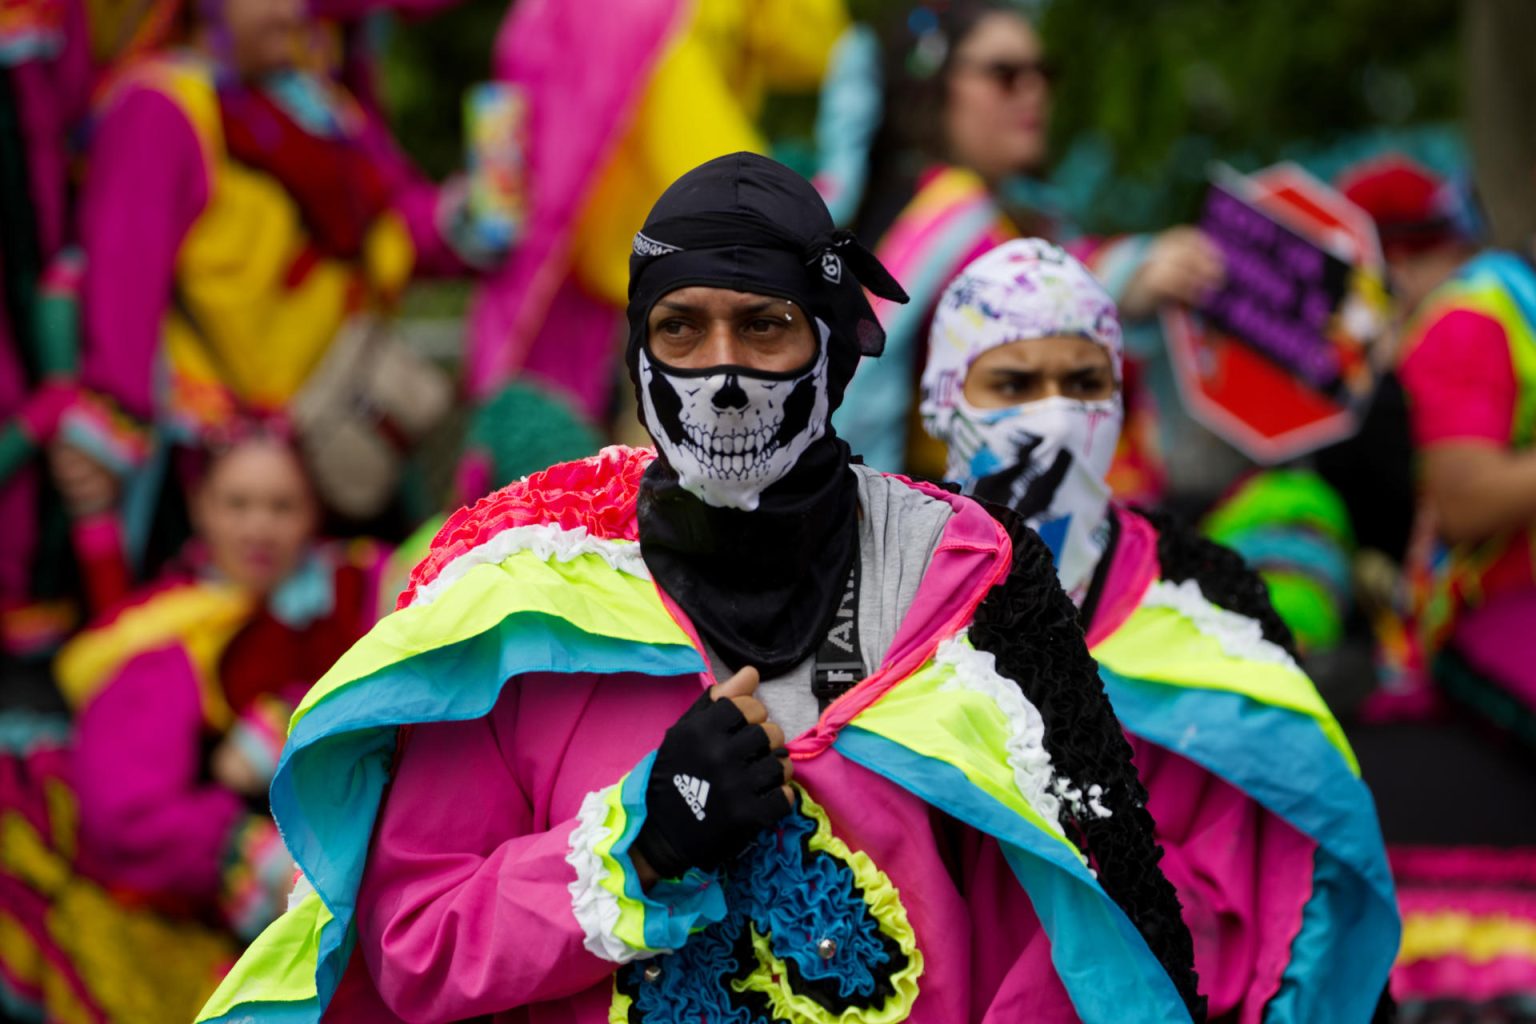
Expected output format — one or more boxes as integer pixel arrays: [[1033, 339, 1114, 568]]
[[376, 0, 506, 179], [1032, 0, 1461, 233], [378, 0, 1463, 235]]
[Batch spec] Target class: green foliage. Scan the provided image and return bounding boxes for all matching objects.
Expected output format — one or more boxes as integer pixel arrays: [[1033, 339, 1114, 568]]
[[375, 0, 507, 179], [1049, 0, 1457, 162], [1036, 0, 1460, 230], [376, 0, 1461, 232]]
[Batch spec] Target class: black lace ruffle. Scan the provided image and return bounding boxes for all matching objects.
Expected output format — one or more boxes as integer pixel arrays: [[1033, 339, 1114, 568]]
[[1135, 507, 1299, 660], [972, 502, 1208, 1021]]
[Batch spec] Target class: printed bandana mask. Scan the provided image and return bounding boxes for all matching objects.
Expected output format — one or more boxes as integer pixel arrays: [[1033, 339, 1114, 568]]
[[639, 322, 832, 512], [946, 395, 1123, 602]]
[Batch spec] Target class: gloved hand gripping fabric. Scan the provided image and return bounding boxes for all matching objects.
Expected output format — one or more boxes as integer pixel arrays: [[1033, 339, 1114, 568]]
[[634, 691, 792, 879]]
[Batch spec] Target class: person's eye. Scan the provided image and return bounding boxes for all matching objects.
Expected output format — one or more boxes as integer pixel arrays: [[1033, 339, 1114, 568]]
[[744, 317, 785, 337], [1066, 373, 1107, 397], [993, 375, 1033, 398], [654, 319, 694, 338]]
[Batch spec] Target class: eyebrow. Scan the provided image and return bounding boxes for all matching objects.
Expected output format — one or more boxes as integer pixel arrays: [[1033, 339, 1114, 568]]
[[987, 363, 1108, 378], [651, 299, 788, 317]]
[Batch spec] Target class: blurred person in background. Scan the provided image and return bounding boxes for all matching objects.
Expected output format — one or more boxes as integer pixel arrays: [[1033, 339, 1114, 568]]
[[1, 424, 392, 1022], [1342, 156, 1485, 336], [1336, 154, 1536, 1019], [1392, 160, 1536, 749], [0, 0, 450, 661], [818, 0, 1223, 484], [0, 0, 91, 655], [1313, 155, 1484, 717], [921, 239, 1397, 1023], [466, 0, 848, 428], [47, 0, 493, 585]]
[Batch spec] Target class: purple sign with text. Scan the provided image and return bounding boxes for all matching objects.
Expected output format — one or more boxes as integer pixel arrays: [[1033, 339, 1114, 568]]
[[1197, 184, 1352, 396]]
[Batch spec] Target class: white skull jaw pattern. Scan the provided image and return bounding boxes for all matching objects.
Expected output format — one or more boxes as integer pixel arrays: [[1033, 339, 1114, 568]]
[[638, 340, 831, 512]]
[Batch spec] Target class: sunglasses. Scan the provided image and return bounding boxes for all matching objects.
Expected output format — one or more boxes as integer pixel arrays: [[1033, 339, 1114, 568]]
[[954, 57, 1057, 92]]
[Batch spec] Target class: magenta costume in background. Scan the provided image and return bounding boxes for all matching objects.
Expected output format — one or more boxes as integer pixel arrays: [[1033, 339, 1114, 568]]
[[69, 48, 468, 571], [0, 539, 390, 1020], [67, 543, 387, 911], [465, 0, 679, 418], [0, 0, 90, 616], [76, 59, 463, 425], [1386, 253, 1536, 1008]]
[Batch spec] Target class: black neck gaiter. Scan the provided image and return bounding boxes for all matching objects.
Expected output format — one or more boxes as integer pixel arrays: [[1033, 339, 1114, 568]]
[[639, 430, 859, 678]]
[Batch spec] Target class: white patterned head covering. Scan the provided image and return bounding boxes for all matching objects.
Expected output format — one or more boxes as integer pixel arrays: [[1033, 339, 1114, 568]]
[[920, 238, 1122, 442]]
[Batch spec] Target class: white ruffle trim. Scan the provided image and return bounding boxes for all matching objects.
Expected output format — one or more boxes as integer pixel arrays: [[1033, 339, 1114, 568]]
[[1140, 578, 1299, 670], [1051, 777, 1113, 820], [286, 873, 315, 912], [566, 786, 652, 964], [409, 523, 649, 609], [935, 633, 1067, 838]]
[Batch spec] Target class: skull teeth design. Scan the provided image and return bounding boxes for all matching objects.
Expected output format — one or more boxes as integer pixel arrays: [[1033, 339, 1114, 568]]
[[678, 424, 780, 480], [637, 326, 831, 511]]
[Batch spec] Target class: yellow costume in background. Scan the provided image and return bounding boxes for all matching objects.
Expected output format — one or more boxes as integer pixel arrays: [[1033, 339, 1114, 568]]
[[570, 0, 847, 305]]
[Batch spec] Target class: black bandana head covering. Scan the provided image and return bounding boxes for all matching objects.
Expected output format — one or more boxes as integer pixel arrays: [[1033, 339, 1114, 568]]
[[628, 152, 908, 678]]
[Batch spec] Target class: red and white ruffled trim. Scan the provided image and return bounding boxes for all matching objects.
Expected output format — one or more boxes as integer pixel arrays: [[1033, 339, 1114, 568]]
[[399, 446, 653, 611]]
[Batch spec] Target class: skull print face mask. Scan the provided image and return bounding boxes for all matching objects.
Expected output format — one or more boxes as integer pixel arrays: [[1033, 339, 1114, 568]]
[[639, 321, 832, 512]]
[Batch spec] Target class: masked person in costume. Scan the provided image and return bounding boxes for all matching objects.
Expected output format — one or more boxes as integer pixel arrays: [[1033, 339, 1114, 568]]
[[198, 153, 1204, 1024], [921, 239, 1399, 1022]]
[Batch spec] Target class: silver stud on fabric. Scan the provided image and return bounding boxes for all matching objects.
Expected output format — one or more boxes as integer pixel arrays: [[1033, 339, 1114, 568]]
[[643, 961, 663, 983], [817, 938, 838, 960]]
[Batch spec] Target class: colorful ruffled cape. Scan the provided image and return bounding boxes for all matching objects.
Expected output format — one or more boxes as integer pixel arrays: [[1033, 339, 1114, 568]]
[[1088, 508, 1399, 1023], [198, 445, 1194, 1023]]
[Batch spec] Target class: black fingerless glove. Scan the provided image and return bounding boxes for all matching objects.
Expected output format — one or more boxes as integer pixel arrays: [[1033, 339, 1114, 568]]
[[633, 691, 791, 880]]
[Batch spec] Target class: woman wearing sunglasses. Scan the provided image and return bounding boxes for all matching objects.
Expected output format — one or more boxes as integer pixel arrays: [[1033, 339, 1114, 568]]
[[822, 1, 1224, 483]]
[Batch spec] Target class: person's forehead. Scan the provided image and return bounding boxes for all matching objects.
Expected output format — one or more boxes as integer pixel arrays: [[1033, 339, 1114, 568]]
[[652, 286, 800, 313], [204, 448, 309, 498], [955, 11, 1042, 60], [969, 335, 1110, 369]]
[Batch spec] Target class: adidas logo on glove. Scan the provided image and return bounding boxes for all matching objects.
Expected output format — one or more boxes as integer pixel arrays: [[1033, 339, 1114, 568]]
[[673, 773, 710, 821]]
